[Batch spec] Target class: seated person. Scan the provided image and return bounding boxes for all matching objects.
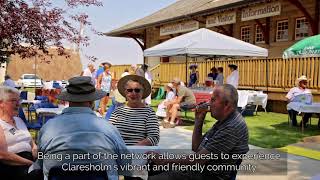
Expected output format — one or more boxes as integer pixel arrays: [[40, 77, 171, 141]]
[[156, 83, 176, 118], [163, 78, 196, 128], [109, 75, 160, 146], [0, 86, 40, 180], [286, 75, 312, 127], [149, 84, 249, 180], [34, 77, 130, 179]]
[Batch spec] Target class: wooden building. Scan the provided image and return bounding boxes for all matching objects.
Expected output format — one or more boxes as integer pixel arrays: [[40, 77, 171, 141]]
[[106, 0, 320, 112], [106, 0, 319, 66]]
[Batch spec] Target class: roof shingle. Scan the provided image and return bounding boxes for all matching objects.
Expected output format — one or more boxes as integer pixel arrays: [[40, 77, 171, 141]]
[[105, 0, 248, 36]]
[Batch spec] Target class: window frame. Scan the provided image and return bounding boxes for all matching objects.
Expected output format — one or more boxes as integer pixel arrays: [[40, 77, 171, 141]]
[[240, 26, 251, 43], [295, 17, 309, 40], [255, 24, 266, 44], [276, 19, 289, 42]]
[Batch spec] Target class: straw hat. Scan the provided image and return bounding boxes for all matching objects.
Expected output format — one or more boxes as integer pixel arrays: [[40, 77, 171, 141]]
[[117, 75, 151, 99], [166, 83, 174, 89], [297, 75, 309, 82], [56, 76, 106, 102], [171, 78, 181, 84]]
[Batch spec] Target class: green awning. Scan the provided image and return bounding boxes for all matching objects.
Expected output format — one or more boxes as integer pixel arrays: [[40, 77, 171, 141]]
[[283, 34, 320, 59]]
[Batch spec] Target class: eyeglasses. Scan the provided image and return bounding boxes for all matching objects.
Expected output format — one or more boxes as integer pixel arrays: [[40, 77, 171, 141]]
[[126, 88, 142, 93]]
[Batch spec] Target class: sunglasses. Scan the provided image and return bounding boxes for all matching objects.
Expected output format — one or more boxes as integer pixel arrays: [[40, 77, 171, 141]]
[[126, 88, 142, 93]]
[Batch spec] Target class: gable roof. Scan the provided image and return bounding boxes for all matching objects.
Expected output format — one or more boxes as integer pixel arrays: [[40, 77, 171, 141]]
[[105, 0, 259, 36]]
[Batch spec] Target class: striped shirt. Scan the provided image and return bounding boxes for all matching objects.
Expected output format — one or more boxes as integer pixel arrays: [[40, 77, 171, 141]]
[[198, 111, 249, 179], [109, 106, 160, 146]]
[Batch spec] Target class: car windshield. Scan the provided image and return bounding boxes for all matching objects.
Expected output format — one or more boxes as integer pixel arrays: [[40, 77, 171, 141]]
[[24, 75, 40, 79]]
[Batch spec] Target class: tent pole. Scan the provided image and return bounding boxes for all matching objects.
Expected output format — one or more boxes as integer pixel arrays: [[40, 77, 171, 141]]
[[185, 54, 188, 86], [266, 57, 269, 94]]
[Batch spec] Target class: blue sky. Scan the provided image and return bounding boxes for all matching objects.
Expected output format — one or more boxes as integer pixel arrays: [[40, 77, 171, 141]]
[[79, 0, 176, 68]]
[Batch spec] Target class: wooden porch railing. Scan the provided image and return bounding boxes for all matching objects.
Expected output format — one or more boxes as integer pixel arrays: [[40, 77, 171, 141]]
[[112, 57, 320, 94]]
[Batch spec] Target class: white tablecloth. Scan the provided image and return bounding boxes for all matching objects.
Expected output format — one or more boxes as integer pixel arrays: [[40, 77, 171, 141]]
[[36, 106, 65, 115], [21, 100, 41, 105], [287, 102, 320, 113], [237, 90, 268, 110]]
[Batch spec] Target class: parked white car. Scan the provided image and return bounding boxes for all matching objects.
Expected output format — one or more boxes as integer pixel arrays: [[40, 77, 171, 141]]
[[17, 74, 43, 88]]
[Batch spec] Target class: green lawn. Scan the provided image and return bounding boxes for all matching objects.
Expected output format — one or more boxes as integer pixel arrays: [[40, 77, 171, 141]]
[[151, 100, 320, 149]]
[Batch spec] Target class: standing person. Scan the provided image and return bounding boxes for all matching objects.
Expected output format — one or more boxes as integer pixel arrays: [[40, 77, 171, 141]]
[[216, 67, 224, 86], [2, 75, 17, 88], [34, 76, 130, 179], [81, 63, 95, 84], [286, 75, 313, 127], [0, 86, 41, 180], [109, 75, 159, 146], [131, 64, 144, 77], [188, 64, 199, 87], [142, 64, 153, 105], [97, 63, 112, 115], [207, 67, 218, 80], [226, 64, 239, 89], [149, 84, 249, 180], [94, 63, 107, 111]]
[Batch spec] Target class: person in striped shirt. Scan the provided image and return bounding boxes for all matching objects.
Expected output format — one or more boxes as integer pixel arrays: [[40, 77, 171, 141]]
[[109, 75, 159, 146], [149, 84, 249, 180]]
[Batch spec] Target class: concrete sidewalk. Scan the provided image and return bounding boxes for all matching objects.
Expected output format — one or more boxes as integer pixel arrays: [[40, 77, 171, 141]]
[[158, 126, 320, 180]]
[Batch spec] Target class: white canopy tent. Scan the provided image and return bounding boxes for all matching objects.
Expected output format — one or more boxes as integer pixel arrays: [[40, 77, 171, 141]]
[[144, 28, 268, 57], [143, 28, 269, 90]]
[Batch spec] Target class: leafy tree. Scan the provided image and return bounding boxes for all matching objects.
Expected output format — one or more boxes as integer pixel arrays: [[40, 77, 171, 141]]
[[0, 0, 102, 63]]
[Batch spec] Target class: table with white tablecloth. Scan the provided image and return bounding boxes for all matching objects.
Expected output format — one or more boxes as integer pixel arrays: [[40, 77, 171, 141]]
[[287, 102, 320, 130], [287, 102, 320, 113], [237, 90, 268, 112]]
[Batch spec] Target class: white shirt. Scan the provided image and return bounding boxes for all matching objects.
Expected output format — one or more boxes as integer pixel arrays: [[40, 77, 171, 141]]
[[3, 79, 17, 88], [82, 68, 95, 84], [0, 117, 32, 153], [82, 68, 92, 77], [226, 70, 239, 88], [286, 87, 312, 101], [166, 91, 175, 101]]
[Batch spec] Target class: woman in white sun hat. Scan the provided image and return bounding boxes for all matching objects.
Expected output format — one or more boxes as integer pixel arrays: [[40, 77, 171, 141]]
[[156, 83, 176, 118]]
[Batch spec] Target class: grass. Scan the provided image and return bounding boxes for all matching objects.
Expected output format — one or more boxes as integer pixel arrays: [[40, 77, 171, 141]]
[[152, 100, 320, 149]]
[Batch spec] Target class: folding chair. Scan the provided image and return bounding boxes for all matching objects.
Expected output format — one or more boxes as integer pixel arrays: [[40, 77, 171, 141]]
[[18, 107, 42, 140]]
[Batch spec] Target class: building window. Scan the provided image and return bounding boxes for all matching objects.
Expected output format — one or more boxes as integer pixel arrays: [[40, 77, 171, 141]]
[[241, 26, 251, 43], [255, 24, 265, 43], [295, 17, 309, 40], [276, 20, 288, 41]]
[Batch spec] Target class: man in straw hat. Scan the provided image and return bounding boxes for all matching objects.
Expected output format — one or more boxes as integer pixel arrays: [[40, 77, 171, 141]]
[[286, 75, 313, 127], [34, 76, 130, 179]]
